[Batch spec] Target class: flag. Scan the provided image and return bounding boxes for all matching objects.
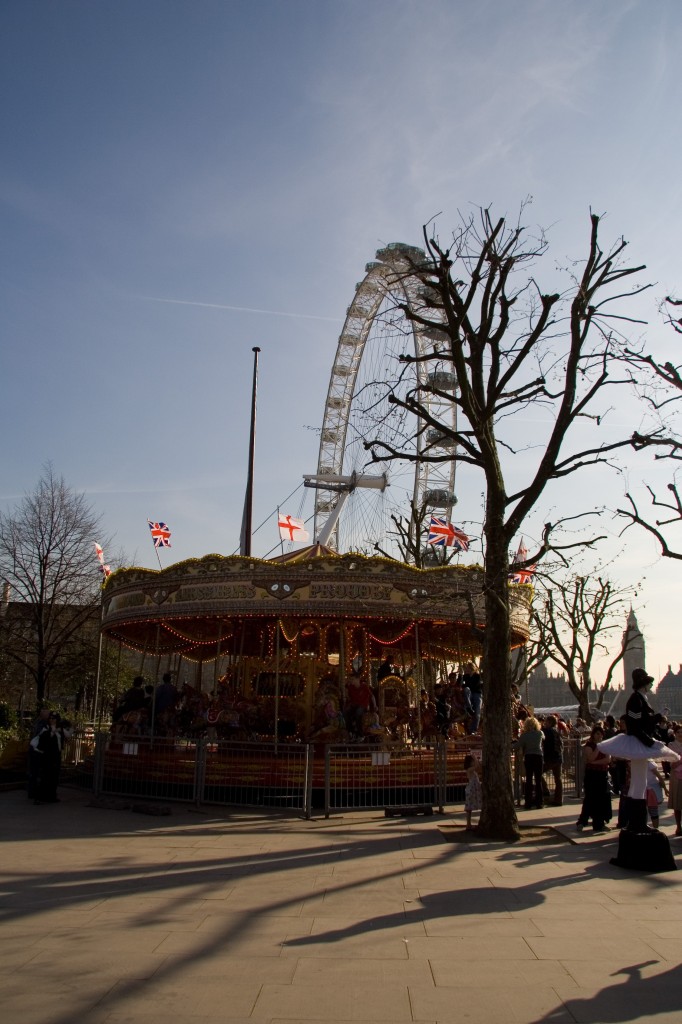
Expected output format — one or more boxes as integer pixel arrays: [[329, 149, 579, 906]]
[[148, 520, 172, 548], [427, 516, 470, 551], [278, 514, 310, 543], [94, 542, 111, 577], [509, 538, 536, 584]]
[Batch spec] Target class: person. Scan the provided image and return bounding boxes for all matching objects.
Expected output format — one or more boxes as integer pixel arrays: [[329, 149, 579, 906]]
[[448, 672, 473, 727], [142, 684, 154, 716], [541, 714, 563, 805], [666, 724, 682, 836], [30, 706, 51, 739], [597, 668, 680, 835], [624, 668, 663, 746], [463, 753, 481, 829], [344, 673, 376, 739], [377, 655, 396, 682], [30, 712, 71, 804], [576, 725, 612, 833], [518, 716, 544, 809], [433, 683, 451, 738], [27, 707, 51, 800], [113, 676, 147, 722], [645, 759, 666, 829], [463, 662, 482, 734], [155, 672, 179, 715]]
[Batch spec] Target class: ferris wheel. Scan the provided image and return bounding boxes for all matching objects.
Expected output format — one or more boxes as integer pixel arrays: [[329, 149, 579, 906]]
[[305, 243, 458, 561]]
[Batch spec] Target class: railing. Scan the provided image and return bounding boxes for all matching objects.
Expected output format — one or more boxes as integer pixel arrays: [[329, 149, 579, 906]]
[[323, 740, 475, 816], [65, 732, 586, 817], [88, 735, 313, 814], [512, 738, 584, 803]]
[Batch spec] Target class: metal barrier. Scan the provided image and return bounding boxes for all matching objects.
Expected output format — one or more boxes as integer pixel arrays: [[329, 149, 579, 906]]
[[93, 735, 200, 803], [512, 738, 584, 804], [90, 735, 313, 815], [201, 740, 312, 814], [74, 732, 584, 817], [323, 741, 470, 817]]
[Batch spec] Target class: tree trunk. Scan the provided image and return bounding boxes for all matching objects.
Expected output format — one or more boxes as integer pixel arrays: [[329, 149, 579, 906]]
[[477, 493, 519, 841]]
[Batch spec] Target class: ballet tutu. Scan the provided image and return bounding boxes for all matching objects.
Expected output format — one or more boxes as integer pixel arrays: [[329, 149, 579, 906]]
[[597, 734, 680, 763]]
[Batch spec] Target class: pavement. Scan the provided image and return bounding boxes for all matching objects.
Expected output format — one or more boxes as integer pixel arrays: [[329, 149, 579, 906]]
[[1, 787, 682, 1024]]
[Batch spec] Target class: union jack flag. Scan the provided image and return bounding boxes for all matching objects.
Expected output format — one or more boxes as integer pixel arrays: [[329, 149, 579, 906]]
[[509, 539, 535, 584], [148, 520, 172, 548], [427, 516, 470, 551]]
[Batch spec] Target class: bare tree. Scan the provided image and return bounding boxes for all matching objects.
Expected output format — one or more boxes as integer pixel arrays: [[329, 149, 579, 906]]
[[533, 573, 638, 722], [618, 297, 682, 557], [374, 499, 462, 568], [0, 466, 105, 706], [363, 208, 654, 839], [509, 612, 552, 698]]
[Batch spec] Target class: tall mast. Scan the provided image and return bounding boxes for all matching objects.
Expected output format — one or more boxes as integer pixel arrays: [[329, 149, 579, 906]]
[[240, 346, 261, 556]]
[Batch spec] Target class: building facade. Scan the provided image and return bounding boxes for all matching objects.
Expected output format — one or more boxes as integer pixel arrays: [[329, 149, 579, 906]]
[[622, 607, 646, 687]]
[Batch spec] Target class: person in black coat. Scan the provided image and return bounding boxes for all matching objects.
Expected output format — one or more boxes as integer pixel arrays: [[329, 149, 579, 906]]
[[625, 668, 661, 747], [30, 713, 70, 804]]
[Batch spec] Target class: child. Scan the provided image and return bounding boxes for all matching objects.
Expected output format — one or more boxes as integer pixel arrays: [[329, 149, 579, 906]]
[[646, 758, 667, 829], [464, 753, 482, 830]]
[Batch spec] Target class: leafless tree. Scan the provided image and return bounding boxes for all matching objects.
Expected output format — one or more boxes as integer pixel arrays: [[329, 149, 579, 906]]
[[0, 466, 105, 706], [374, 499, 462, 568], [533, 572, 638, 722], [618, 297, 682, 557], [362, 207, 654, 839]]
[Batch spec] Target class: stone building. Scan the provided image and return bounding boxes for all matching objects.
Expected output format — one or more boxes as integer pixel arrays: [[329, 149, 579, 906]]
[[622, 607, 646, 686], [656, 666, 682, 720]]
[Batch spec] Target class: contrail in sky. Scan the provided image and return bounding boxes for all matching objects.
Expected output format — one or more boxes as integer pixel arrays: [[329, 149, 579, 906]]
[[141, 295, 342, 323]]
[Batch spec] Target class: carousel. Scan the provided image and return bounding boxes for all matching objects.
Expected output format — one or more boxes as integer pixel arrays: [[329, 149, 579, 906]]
[[94, 241, 533, 808], [101, 544, 532, 745]]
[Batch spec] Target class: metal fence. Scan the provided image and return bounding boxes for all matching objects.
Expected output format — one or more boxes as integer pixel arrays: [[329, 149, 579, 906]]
[[67, 732, 585, 817], [512, 738, 583, 803], [89, 735, 313, 813], [323, 741, 472, 816]]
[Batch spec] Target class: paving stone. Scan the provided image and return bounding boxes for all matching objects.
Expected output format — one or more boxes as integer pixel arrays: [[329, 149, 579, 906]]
[[1, 788, 681, 1024]]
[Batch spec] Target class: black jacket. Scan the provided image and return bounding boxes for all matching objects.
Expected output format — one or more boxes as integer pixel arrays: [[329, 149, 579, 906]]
[[625, 689, 660, 747]]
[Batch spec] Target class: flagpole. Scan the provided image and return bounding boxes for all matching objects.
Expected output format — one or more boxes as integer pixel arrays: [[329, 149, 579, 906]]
[[150, 529, 163, 571], [240, 346, 261, 557], [277, 506, 284, 556]]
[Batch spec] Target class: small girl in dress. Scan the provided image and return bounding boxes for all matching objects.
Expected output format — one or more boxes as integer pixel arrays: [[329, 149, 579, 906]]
[[464, 753, 482, 830]]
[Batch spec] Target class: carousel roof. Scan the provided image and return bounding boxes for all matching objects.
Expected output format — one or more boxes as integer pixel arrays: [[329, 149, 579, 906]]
[[100, 548, 532, 659], [269, 543, 337, 563]]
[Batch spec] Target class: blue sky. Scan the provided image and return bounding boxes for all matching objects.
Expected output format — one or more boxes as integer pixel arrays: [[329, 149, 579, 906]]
[[2, 1, 681, 682]]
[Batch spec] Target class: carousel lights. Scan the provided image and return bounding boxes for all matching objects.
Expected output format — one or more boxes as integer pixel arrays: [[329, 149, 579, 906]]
[[278, 620, 300, 644], [365, 622, 416, 645], [162, 623, 232, 646]]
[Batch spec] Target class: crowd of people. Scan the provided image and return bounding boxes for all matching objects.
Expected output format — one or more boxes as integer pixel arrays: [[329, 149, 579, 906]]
[[111, 672, 180, 734], [515, 669, 682, 836]]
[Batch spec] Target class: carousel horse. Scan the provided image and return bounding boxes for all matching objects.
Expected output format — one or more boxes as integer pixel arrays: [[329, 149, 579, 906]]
[[310, 679, 348, 743], [378, 675, 414, 743], [205, 704, 243, 740], [405, 699, 442, 744], [110, 708, 148, 739], [176, 683, 211, 737], [359, 710, 391, 744]]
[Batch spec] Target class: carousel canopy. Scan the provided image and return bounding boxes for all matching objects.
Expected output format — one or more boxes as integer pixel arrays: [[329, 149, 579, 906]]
[[101, 547, 531, 660]]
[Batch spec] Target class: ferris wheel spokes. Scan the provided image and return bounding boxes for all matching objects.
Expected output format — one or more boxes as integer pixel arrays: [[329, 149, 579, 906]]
[[303, 470, 389, 546]]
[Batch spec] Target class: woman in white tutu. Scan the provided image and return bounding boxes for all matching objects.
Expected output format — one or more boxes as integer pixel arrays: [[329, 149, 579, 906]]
[[597, 668, 680, 834]]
